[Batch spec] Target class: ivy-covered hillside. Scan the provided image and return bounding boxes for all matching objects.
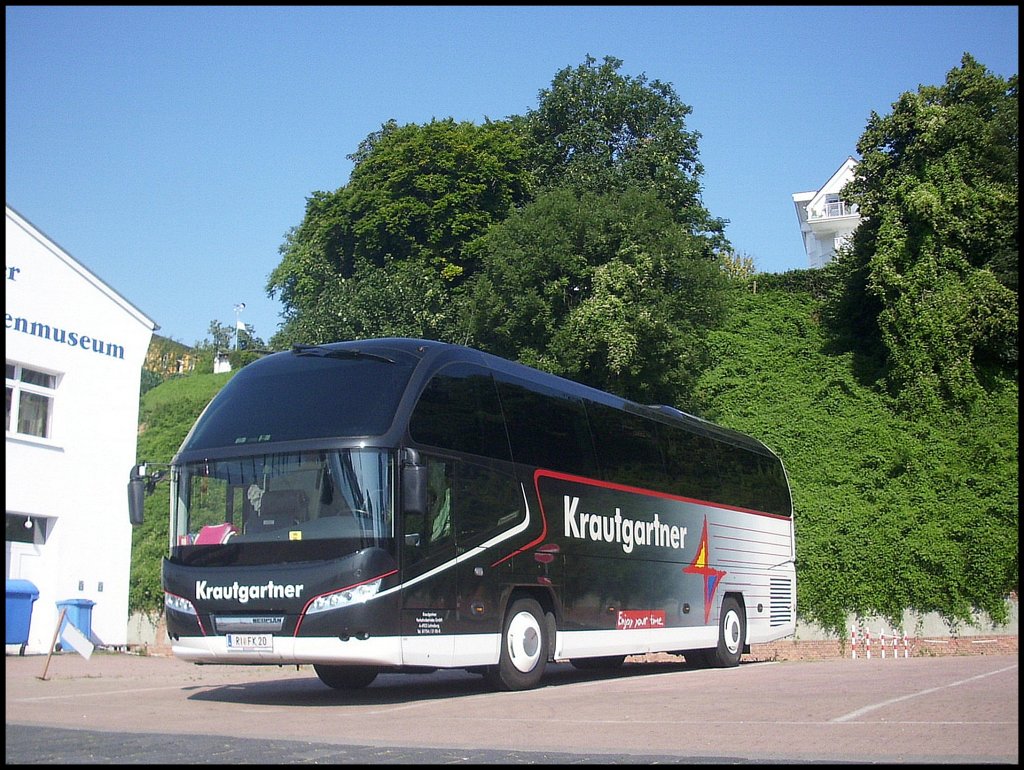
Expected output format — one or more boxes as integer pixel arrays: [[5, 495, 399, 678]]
[[696, 281, 1017, 634], [129, 282, 1018, 635]]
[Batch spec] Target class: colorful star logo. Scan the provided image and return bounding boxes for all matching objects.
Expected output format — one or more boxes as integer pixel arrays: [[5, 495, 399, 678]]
[[683, 516, 727, 623]]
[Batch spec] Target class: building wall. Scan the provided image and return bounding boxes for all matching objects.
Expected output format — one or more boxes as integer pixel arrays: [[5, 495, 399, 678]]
[[5, 205, 156, 653], [145, 335, 197, 377]]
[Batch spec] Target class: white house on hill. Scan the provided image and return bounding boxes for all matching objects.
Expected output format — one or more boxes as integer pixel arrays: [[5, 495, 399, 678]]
[[792, 156, 861, 268]]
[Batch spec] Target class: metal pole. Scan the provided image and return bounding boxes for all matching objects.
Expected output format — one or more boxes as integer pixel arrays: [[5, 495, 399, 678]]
[[38, 607, 67, 681], [233, 303, 245, 351]]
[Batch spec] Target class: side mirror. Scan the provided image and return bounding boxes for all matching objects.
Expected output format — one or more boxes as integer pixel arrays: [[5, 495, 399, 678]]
[[401, 449, 427, 517], [128, 477, 146, 526], [128, 463, 168, 526]]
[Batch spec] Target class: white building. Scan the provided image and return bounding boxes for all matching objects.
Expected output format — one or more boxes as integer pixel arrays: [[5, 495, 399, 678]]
[[213, 350, 232, 373], [792, 156, 861, 268], [6, 205, 157, 654]]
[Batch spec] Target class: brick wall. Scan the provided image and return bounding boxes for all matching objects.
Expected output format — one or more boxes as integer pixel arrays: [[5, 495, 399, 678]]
[[747, 634, 1018, 661]]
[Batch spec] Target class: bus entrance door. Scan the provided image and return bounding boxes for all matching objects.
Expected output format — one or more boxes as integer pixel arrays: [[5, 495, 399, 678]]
[[399, 457, 457, 667]]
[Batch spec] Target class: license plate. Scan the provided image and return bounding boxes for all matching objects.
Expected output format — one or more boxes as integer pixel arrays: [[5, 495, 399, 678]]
[[225, 633, 273, 651]]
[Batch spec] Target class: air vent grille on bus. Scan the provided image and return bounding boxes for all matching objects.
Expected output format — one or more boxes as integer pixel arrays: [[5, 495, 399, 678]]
[[769, 577, 793, 627]]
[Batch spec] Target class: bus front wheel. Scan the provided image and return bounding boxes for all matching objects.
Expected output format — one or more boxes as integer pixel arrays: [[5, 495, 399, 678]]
[[485, 597, 548, 691], [313, 664, 379, 689]]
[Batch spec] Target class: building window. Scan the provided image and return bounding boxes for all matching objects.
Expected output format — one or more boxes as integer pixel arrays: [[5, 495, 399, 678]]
[[6, 361, 59, 439]]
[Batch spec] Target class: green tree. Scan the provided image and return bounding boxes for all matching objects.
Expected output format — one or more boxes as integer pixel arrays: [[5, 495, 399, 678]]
[[139, 368, 163, 398], [824, 54, 1018, 413], [527, 54, 726, 244], [466, 186, 728, 404], [340, 117, 533, 282], [267, 118, 533, 346], [266, 190, 349, 346], [202, 320, 235, 350], [719, 248, 757, 280], [267, 55, 730, 352]]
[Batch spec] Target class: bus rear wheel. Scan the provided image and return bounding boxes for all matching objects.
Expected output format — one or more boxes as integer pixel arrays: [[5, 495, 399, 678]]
[[685, 648, 713, 668], [685, 597, 746, 668], [485, 597, 548, 691], [711, 596, 745, 667], [313, 664, 379, 689]]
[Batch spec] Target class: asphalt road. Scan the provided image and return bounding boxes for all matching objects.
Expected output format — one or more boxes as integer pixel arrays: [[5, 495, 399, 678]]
[[6, 651, 1018, 764]]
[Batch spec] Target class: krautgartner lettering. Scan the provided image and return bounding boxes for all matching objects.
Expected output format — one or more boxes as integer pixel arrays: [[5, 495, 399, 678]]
[[563, 495, 686, 554], [195, 580, 304, 604]]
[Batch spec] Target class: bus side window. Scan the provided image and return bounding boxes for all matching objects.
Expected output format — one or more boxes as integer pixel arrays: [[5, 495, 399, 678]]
[[587, 402, 666, 489], [453, 461, 523, 545], [409, 364, 511, 461], [661, 426, 723, 504], [495, 377, 598, 479]]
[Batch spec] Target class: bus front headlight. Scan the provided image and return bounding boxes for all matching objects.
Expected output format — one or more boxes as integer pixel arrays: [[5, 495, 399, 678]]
[[306, 579, 382, 614], [165, 592, 197, 615]]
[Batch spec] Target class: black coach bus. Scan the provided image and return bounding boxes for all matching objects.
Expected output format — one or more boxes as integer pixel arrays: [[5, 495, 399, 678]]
[[129, 338, 795, 691]]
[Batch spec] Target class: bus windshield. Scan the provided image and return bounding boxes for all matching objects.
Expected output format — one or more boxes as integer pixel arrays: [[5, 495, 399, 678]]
[[172, 448, 394, 549]]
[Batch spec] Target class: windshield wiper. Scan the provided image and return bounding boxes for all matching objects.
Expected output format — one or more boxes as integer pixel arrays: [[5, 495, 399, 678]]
[[291, 344, 396, 364]]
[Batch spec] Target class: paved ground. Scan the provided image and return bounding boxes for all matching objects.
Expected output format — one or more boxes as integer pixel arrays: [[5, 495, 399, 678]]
[[7, 723, 769, 765], [6, 650, 1019, 764]]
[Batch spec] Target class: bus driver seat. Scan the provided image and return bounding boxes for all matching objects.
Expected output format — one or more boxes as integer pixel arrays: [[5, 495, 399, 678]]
[[255, 489, 309, 531], [194, 522, 239, 544]]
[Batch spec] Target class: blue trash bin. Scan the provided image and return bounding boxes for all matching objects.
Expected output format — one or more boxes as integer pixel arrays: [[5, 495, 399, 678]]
[[6, 579, 40, 654], [56, 598, 96, 650]]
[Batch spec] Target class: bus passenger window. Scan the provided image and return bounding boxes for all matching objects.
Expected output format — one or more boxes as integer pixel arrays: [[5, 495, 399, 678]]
[[453, 462, 523, 545], [409, 364, 511, 461]]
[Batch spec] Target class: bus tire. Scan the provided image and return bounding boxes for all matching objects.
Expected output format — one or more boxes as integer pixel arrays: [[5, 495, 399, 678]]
[[485, 597, 548, 691], [313, 664, 379, 689], [570, 655, 626, 670], [711, 596, 745, 667]]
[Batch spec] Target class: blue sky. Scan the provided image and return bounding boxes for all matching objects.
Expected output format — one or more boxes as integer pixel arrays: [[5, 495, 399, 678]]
[[6, 6, 1019, 347]]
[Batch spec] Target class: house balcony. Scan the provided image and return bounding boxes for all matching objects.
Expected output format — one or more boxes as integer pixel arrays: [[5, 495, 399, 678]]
[[807, 201, 857, 221], [806, 204, 859, 240]]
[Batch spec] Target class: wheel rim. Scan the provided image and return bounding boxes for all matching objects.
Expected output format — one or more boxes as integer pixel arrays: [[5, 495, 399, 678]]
[[723, 607, 743, 655], [506, 610, 542, 673]]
